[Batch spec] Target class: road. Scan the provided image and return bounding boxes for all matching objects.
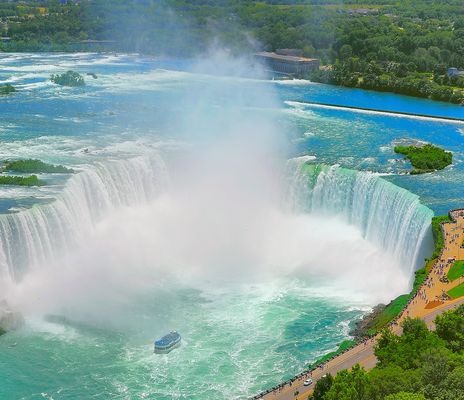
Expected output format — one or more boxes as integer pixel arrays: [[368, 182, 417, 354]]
[[256, 210, 464, 400]]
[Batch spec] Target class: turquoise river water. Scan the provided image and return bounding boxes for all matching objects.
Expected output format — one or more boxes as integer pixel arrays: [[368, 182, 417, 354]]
[[0, 53, 462, 399]]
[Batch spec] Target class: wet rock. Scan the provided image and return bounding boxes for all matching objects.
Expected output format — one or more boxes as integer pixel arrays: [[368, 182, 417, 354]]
[[350, 304, 386, 339], [0, 300, 24, 335]]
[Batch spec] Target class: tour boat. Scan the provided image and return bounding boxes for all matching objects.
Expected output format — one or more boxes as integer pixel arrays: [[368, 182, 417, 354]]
[[154, 331, 181, 354]]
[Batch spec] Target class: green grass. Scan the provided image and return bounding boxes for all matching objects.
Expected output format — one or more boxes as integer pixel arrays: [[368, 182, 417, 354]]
[[365, 264, 430, 333], [309, 340, 356, 368], [448, 261, 464, 282], [369, 294, 409, 331], [4, 159, 74, 174], [432, 215, 451, 259], [395, 144, 452, 174], [448, 282, 464, 299], [0, 175, 45, 186]]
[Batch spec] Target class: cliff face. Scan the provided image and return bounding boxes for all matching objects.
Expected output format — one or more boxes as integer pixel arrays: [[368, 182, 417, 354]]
[[350, 304, 386, 339], [0, 300, 24, 334]]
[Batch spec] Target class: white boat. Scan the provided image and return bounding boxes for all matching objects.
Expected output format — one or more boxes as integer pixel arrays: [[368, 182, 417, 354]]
[[154, 331, 181, 354]]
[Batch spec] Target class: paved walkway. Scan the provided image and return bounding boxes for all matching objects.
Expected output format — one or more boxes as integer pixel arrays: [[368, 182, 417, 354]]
[[257, 210, 464, 400]]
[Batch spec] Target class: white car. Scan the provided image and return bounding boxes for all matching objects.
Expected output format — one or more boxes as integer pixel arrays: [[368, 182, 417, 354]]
[[303, 378, 313, 386]]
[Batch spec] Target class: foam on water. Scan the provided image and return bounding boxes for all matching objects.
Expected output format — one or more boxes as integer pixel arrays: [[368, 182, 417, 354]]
[[286, 100, 464, 125], [286, 161, 434, 277], [0, 154, 168, 282], [273, 79, 314, 86], [0, 53, 450, 400]]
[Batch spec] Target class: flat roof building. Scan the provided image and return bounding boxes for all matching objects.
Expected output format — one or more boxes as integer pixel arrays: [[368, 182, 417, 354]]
[[255, 51, 320, 76], [448, 67, 464, 78]]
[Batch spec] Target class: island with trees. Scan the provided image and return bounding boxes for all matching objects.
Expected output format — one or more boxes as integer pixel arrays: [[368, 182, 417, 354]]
[[0, 84, 16, 95], [4, 159, 74, 174], [0, 159, 74, 187], [51, 71, 85, 87], [394, 144, 453, 174], [0, 175, 44, 186]]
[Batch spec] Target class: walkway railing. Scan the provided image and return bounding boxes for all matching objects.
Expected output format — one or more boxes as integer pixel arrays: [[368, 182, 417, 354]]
[[250, 208, 464, 399]]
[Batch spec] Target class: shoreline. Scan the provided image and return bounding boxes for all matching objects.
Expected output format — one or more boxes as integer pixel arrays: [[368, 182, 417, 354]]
[[252, 208, 464, 400], [291, 100, 464, 124], [1, 50, 463, 108]]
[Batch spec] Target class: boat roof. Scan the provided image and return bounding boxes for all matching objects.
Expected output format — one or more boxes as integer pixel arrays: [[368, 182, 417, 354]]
[[154, 331, 181, 346]]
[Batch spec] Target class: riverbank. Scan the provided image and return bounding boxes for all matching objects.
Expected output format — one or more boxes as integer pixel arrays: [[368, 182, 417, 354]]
[[352, 213, 453, 338], [253, 209, 464, 400], [290, 101, 464, 123], [309, 69, 464, 106]]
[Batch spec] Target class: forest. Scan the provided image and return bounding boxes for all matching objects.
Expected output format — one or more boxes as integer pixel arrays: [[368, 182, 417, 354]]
[[311, 306, 464, 400], [0, 0, 463, 101]]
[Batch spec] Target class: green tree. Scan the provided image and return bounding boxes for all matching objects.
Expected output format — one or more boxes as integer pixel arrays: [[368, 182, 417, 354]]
[[324, 365, 370, 400], [339, 44, 353, 61], [312, 373, 333, 400], [384, 392, 426, 400], [367, 366, 420, 400], [435, 304, 464, 353], [420, 348, 450, 387]]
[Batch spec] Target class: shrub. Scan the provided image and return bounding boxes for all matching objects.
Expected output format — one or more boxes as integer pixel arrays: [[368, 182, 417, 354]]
[[394, 144, 452, 174], [4, 159, 74, 174], [0, 84, 16, 95], [0, 175, 44, 186], [431, 215, 451, 259], [51, 70, 85, 87]]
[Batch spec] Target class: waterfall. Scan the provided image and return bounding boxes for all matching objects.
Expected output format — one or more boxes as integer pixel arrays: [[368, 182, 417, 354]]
[[0, 154, 433, 288], [287, 161, 434, 277], [0, 155, 168, 283]]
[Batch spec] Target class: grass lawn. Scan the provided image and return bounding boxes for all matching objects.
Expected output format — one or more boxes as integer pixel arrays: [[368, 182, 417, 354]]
[[432, 215, 451, 258], [369, 294, 409, 332], [448, 261, 464, 282], [309, 340, 356, 368], [448, 282, 464, 299]]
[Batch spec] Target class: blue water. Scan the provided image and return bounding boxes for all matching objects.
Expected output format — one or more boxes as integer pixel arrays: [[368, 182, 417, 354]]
[[279, 90, 463, 215], [0, 53, 462, 399]]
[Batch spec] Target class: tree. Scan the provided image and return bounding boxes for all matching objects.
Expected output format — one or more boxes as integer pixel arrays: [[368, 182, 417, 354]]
[[324, 365, 370, 400], [375, 319, 443, 370], [339, 44, 353, 61], [435, 304, 464, 352], [384, 392, 426, 400], [443, 366, 464, 393], [420, 348, 449, 387], [402, 318, 429, 340], [312, 373, 333, 400], [367, 366, 420, 400]]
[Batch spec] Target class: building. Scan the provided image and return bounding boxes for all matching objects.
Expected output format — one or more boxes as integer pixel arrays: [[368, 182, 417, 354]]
[[447, 68, 464, 78], [255, 51, 320, 76], [347, 8, 379, 16]]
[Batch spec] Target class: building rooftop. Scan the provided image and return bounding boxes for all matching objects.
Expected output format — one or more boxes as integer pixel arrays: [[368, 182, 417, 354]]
[[255, 52, 318, 63]]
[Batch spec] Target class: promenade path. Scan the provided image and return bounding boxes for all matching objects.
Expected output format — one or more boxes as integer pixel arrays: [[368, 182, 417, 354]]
[[257, 210, 464, 400]]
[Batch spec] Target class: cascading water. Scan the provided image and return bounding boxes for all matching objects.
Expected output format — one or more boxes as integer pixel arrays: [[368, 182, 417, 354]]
[[287, 160, 434, 279], [0, 155, 168, 283], [0, 154, 433, 289]]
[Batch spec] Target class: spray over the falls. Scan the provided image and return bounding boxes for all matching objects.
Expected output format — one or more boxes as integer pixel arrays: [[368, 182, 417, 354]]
[[0, 156, 168, 284], [0, 53, 434, 319], [1, 156, 434, 317], [287, 161, 434, 277]]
